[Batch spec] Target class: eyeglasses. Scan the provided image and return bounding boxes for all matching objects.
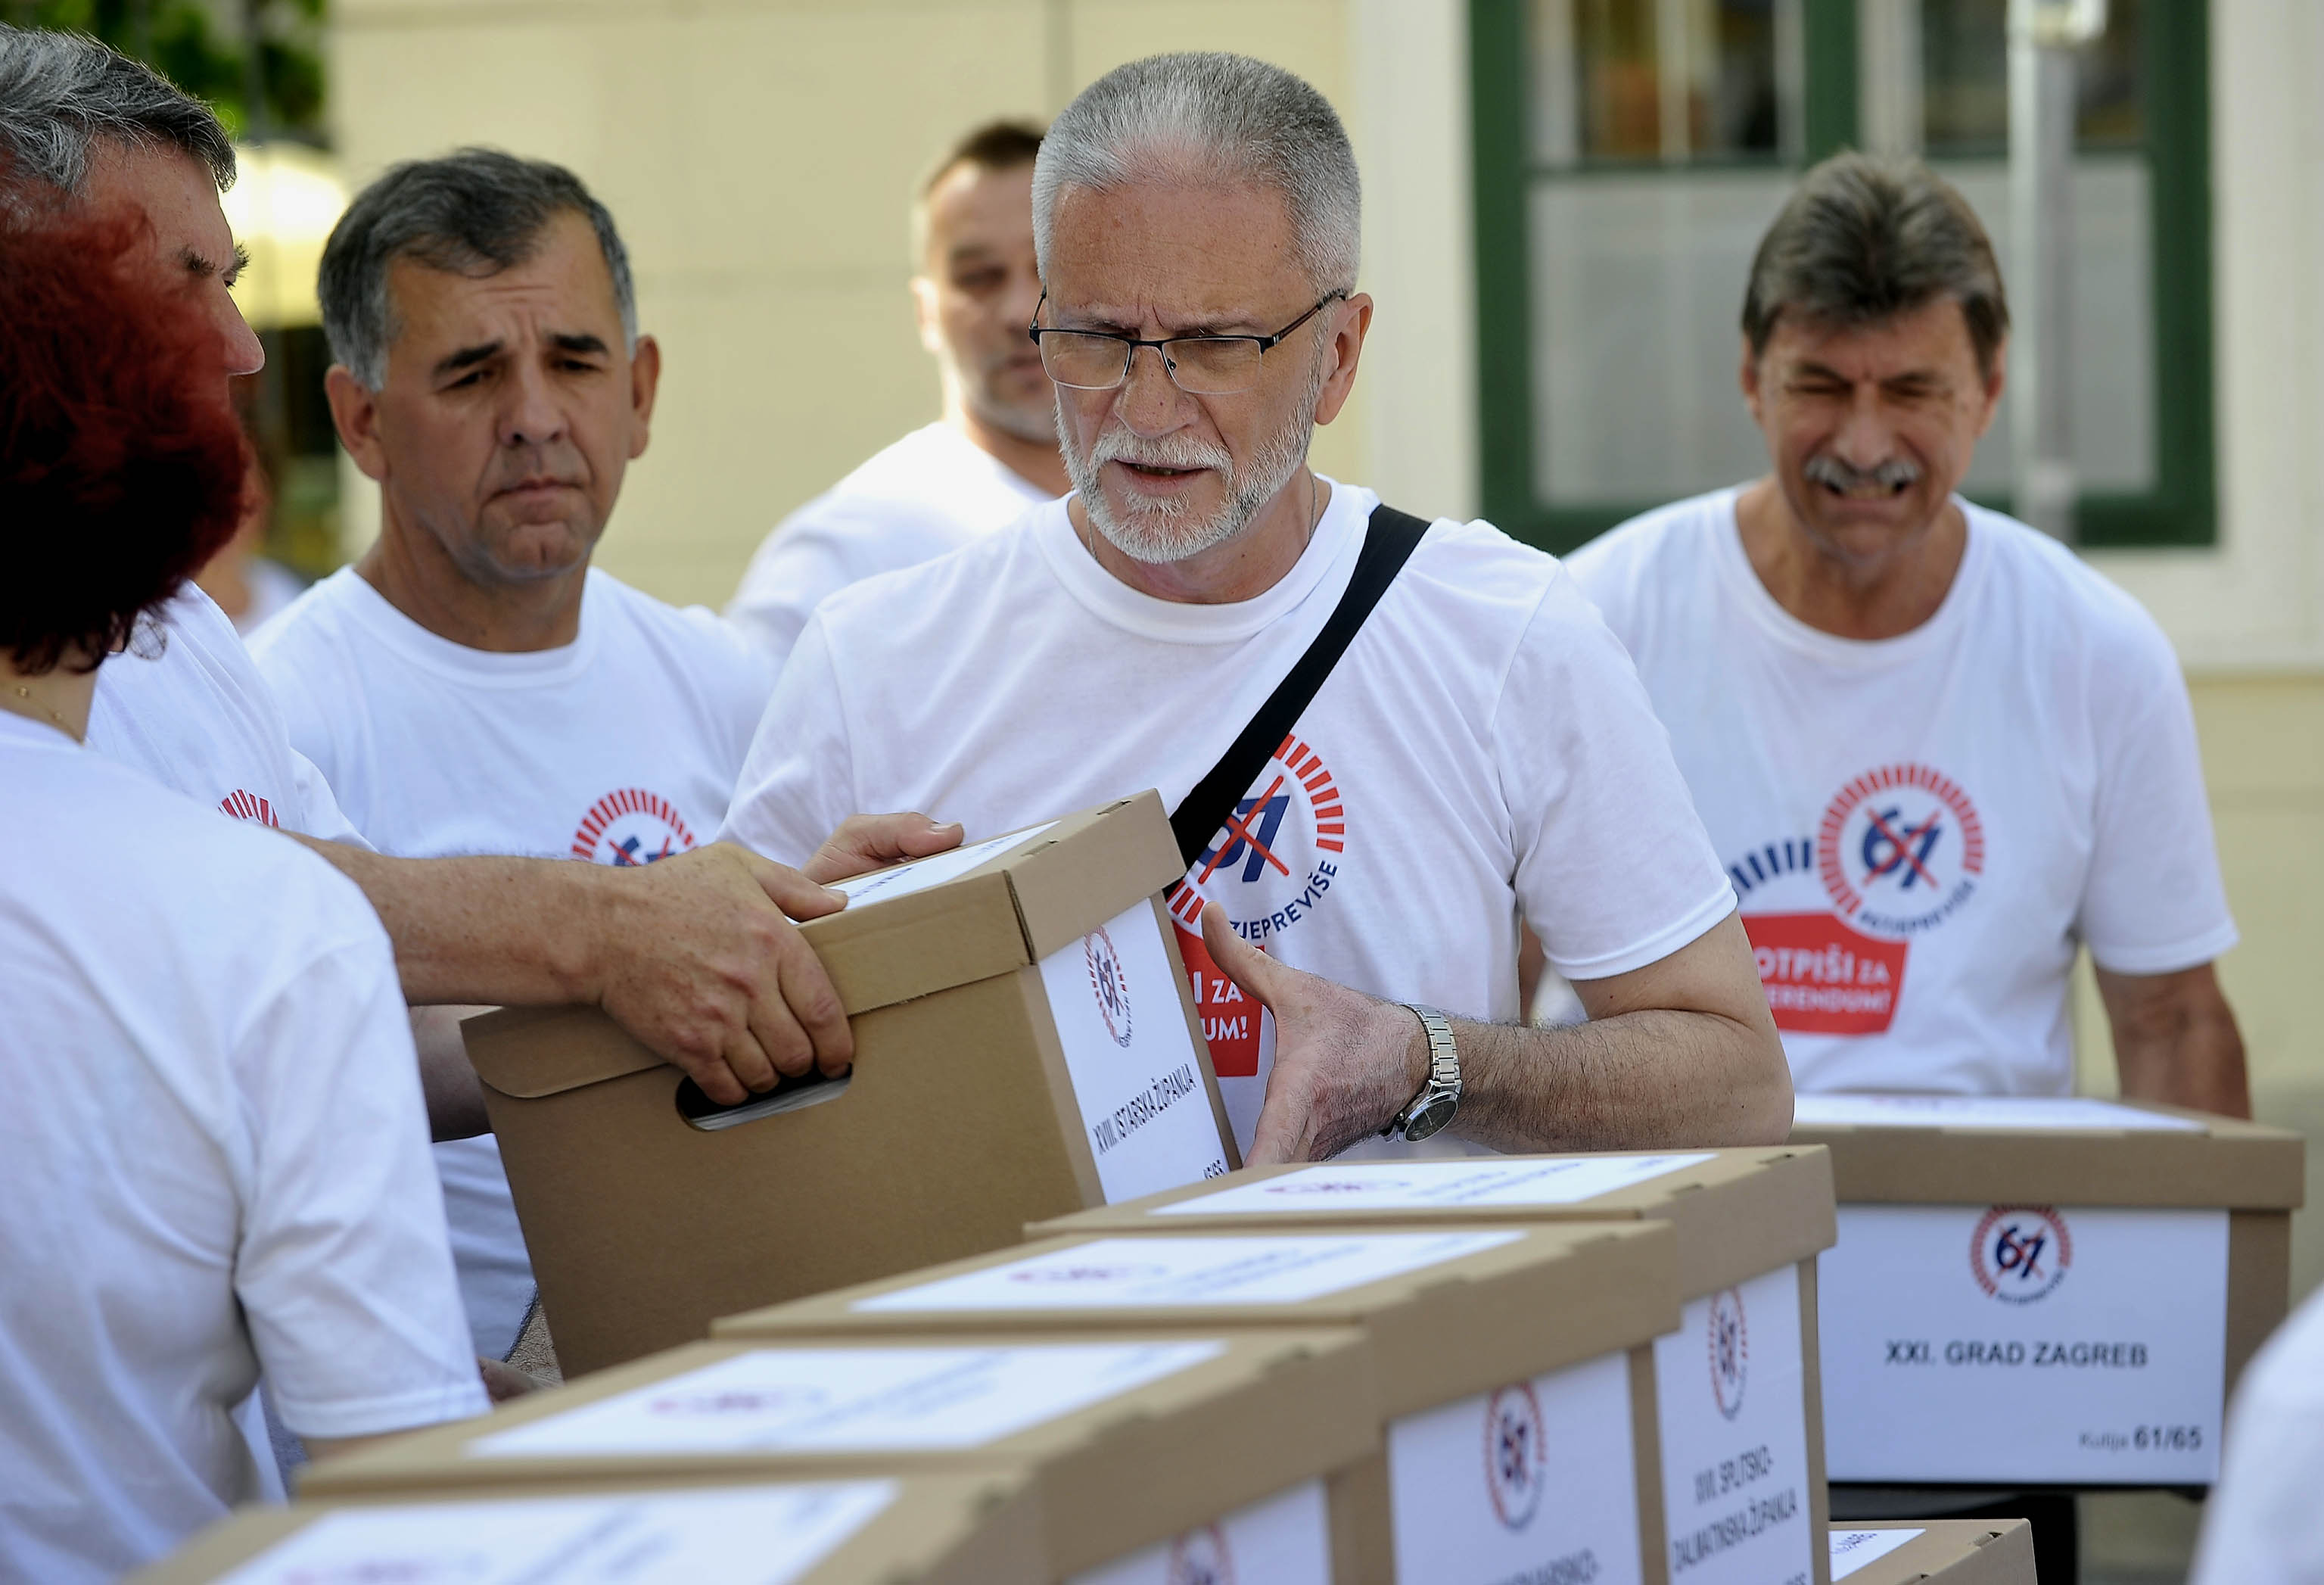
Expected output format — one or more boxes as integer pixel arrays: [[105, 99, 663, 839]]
[[1026, 289, 1347, 396]]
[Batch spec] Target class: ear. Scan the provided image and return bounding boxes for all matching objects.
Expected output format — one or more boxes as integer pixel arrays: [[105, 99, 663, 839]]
[[626, 334, 662, 460], [324, 365, 389, 484], [1311, 292, 1374, 428], [1973, 334, 2008, 440], [910, 274, 944, 357]]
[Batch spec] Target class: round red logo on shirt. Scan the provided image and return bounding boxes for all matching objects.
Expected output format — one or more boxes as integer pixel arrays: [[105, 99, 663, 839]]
[[571, 788, 696, 866], [219, 789, 280, 827], [1817, 763, 1983, 935], [1170, 732, 1348, 1077]]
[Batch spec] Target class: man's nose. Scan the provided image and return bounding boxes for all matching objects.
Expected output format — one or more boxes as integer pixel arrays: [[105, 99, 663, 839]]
[[1115, 341, 1190, 436], [499, 361, 567, 447], [1829, 388, 1899, 466], [216, 297, 263, 378]]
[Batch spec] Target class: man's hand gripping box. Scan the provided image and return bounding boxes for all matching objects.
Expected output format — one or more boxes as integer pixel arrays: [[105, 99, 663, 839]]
[[461, 792, 1239, 1376]]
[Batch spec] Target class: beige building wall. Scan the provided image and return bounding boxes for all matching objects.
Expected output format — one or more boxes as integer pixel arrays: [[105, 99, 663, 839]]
[[332, 1, 2317, 1291]]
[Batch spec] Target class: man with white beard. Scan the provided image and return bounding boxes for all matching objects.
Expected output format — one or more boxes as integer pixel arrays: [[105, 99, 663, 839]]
[[723, 51, 1791, 1165], [726, 121, 1066, 668]]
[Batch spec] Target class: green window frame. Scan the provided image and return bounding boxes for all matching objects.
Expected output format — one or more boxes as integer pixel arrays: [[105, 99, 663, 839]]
[[1469, 0, 2216, 552]]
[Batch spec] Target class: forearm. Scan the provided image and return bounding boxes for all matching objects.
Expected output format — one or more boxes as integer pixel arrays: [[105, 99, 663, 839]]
[[2115, 1011, 2251, 1118], [1450, 1007, 1794, 1154], [294, 837, 602, 1007]]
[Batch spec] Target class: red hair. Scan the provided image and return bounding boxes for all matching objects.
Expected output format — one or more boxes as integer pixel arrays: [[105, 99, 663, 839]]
[[0, 214, 249, 674]]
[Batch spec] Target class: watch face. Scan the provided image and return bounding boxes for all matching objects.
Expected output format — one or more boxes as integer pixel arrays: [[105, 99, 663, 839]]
[[1402, 1091, 1459, 1142]]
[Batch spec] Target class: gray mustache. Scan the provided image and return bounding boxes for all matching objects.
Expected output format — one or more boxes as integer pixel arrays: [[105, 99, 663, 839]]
[[1804, 454, 1921, 491]]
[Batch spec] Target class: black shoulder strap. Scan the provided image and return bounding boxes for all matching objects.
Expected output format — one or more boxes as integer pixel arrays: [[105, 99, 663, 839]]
[[1169, 503, 1431, 870]]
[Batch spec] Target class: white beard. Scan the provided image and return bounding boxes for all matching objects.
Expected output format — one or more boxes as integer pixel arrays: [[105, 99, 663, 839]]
[[1062, 347, 1327, 565]]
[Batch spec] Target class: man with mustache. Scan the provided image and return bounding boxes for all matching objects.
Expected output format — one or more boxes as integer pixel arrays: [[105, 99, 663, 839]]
[[249, 151, 944, 1372], [726, 120, 1067, 668], [1568, 153, 2246, 1116], [724, 52, 1793, 1166]]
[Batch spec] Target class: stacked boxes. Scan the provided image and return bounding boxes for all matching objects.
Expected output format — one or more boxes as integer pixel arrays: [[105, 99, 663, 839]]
[[459, 794, 1240, 1375], [296, 1331, 1374, 1581], [716, 1220, 1694, 1584], [1029, 1147, 1838, 1585], [129, 1473, 1048, 1585], [1791, 1093, 2303, 1486], [1826, 1520, 2036, 1583]]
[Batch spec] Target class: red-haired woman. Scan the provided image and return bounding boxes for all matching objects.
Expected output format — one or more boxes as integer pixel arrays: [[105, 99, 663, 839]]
[[0, 220, 487, 1584]]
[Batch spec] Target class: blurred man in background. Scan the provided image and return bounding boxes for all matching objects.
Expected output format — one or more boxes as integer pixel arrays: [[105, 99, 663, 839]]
[[1565, 151, 2251, 1582], [726, 120, 1066, 667]]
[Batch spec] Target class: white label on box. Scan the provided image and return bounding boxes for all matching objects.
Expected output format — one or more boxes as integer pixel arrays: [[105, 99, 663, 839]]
[[854, 1231, 1524, 1313], [1152, 1153, 1717, 1216], [467, 1341, 1224, 1457], [1818, 1204, 2227, 1483], [1387, 1347, 1645, 1585], [1069, 1478, 1333, 1585], [213, 1481, 896, 1585], [1039, 898, 1232, 1200], [1790, 1094, 2204, 1132], [1654, 1265, 1815, 1585], [1828, 1527, 1925, 1580], [829, 821, 1059, 905]]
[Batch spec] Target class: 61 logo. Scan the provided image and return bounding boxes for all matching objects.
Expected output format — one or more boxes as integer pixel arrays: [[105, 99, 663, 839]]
[[1970, 1206, 2074, 1303], [1482, 1383, 1549, 1531], [1167, 1524, 1236, 1585], [1707, 1288, 1749, 1421]]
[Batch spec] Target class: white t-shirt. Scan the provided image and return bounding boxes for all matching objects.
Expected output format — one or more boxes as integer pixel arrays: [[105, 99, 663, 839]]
[[725, 421, 1056, 666], [0, 713, 484, 1585], [251, 565, 773, 1357], [722, 479, 1737, 1157], [1566, 488, 2238, 1096], [2189, 1282, 2324, 1584], [87, 584, 366, 845]]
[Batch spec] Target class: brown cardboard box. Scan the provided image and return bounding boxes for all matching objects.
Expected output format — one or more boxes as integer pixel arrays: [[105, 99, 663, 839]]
[[1790, 1093, 2305, 1487], [1826, 1519, 2036, 1583], [129, 1471, 1045, 1585], [716, 1222, 1683, 1585], [297, 1331, 1373, 1581], [461, 792, 1240, 1376], [1028, 1147, 1838, 1585]]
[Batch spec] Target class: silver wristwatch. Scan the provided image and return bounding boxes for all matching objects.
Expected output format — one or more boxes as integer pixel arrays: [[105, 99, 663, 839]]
[[1383, 1004, 1461, 1143]]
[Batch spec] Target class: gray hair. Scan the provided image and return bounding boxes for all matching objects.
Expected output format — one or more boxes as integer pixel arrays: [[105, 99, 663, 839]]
[[0, 25, 235, 210], [1743, 151, 2011, 378], [320, 148, 637, 389], [1033, 52, 1360, 295]]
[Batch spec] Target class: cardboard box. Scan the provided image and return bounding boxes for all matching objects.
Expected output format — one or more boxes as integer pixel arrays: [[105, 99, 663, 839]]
[[1826, 1519, 2036, 1583], [1030, 1148, 1838, 1585], [717, 1222, 1685, 1585], [461, 793, 1240, 1375], [129, 1471, 1045, 1585], [297, 1331, 1374, 1581], [1790, 1093, 2305, 1486]]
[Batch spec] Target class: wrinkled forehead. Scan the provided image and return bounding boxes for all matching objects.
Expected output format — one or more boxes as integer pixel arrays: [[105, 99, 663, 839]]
[[1042, 178, 1305, 329], [381, 210, 623, 345], [1761, 295, 1986, 378]]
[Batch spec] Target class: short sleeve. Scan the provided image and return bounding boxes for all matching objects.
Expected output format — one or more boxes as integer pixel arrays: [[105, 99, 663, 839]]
[[717, 614, 859, 867], [1499, 568, 1738, 980], [288, 747, 373, 850], [2077, 617, 2238, 975], [232, 890, 484, 1440]]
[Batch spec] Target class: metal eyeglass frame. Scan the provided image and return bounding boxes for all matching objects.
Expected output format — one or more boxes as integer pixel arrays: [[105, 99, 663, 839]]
[[1025, 288, 1348, 394]]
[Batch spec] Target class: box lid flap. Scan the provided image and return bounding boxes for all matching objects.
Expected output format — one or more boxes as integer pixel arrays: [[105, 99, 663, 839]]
[[465, 1004, 664, 1100]]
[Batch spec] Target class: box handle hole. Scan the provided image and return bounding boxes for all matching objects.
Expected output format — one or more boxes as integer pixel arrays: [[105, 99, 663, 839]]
[[675, 1067, 851, 1132]]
